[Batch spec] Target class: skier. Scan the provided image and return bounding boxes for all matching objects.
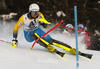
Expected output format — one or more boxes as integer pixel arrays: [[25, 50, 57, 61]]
[[78, 24, 92, 48], [12, 3, 76, 56], [63, 24, 74, 37]]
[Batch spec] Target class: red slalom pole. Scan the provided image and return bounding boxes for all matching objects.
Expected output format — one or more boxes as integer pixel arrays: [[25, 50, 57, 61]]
[[62, 26, 96, 36], [31, 20, 64, 50]]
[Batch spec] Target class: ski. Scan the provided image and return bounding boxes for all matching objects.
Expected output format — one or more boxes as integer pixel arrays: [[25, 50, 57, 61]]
[[79, 52, 93, 59], [44, 44, 65, 57], [67, 48, 93, 59], [54, 50, 65, 57], [55, 50, 93, 59]]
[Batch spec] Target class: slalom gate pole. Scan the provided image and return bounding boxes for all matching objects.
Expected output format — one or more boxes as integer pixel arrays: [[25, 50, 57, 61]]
[[62, 26, 96, 36], [74, 6, 79, 69], [31, 20, 64, 50]]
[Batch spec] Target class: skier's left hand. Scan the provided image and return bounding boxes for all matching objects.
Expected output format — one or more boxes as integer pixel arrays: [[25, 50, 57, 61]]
[[12, 38, 18, 48]]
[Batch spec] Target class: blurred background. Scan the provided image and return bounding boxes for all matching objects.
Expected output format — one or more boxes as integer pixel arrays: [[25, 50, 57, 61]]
[[0, 0, 100, 50]]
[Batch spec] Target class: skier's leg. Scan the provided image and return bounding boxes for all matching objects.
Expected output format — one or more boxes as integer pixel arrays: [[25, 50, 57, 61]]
[[51, 39, 76, 54], [32, 33, 55, 52], [34, 27, 53, 43], [32, 27, 76, 54], [23, 30, 34, 42], [52, 39, 72, 48], [32, 32, 76, 54], [32, 33, 65, 57]]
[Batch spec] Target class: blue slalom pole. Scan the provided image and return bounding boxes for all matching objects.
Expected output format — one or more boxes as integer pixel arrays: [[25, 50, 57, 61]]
[[74, 6, 79, 69]]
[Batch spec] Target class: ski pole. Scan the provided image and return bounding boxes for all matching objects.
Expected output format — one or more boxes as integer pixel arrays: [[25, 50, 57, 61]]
[[62, 26, 96, 36], [39, 18, 56, 25], [31, 20, 64, 50], [0, 39, 11, 44], [0, 39, 16, 47]]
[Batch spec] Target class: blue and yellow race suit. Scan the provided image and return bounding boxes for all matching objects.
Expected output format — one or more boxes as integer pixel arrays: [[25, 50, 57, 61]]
[[13, 12, 52, 42], [13, 12, 73, 53]]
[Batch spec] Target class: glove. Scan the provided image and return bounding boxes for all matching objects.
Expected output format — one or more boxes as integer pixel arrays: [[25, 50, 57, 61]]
[[12, 38, 18, 48]]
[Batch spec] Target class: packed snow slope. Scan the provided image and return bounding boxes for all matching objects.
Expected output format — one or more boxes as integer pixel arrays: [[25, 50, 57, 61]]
[[0, 20, 100, 69]]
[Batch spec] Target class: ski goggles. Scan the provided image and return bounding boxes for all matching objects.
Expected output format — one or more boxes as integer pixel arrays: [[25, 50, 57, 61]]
[[31, 11, 39, 16], [67, 25, 73, 28], [78, 25, 84, 28]]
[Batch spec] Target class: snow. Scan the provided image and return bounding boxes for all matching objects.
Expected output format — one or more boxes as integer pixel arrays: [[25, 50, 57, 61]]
[[0, 20, 100, 69]]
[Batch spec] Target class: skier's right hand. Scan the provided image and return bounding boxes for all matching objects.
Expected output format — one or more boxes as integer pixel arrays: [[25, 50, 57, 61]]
[[12, 38, 18, 48]]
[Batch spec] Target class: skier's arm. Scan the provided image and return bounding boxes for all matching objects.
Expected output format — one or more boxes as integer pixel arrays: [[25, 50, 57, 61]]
[[39, 12, 49, 28], [13, 16, 24, 38], [12, 16, 24, 47]]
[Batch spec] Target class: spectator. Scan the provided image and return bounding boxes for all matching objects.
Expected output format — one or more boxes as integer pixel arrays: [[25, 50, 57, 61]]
[[63, 24, 74, 37], [78, 24, 92, 48]]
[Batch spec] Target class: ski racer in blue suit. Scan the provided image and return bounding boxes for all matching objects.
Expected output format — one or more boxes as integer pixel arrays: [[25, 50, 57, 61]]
[[12, 3, 76, 55]]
